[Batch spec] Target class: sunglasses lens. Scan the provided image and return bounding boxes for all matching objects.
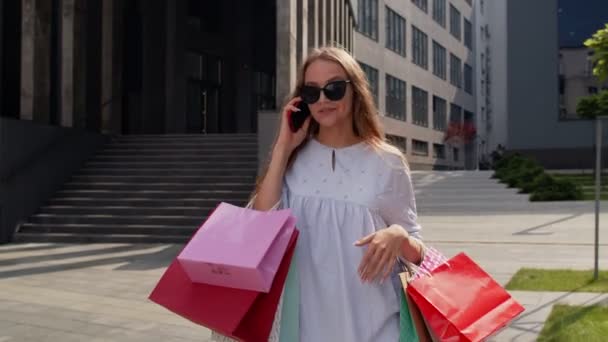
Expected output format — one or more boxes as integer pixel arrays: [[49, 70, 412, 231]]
[[300, 86, 320, 104], [324, 81, 347, 101]]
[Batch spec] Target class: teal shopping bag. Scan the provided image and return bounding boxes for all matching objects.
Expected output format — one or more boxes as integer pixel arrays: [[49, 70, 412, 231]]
[[279, 256, 299, 342], [400, 290, 420, 342]]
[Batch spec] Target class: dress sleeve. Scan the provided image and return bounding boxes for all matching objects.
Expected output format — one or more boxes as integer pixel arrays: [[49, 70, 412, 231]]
[[377, 162, 423, 240]]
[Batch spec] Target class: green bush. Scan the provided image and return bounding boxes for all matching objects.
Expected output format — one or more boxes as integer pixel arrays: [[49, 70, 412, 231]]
[[492, 155, 583, 201], [530, 177, 584, 201]]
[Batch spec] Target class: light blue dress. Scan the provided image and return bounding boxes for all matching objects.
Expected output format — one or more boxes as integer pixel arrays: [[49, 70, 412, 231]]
[[281, 138, 423, 342]]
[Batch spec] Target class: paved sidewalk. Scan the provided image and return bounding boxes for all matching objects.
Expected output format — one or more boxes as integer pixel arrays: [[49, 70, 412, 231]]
[[1, 200, 607, 340]]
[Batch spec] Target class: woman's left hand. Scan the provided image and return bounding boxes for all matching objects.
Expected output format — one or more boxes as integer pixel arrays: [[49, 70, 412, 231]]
[[354, 225, 409, 284]]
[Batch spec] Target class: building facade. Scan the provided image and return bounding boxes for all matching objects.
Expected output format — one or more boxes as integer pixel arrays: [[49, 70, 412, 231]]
[[354, 0, 476, 170], [1, 0, 355, 136], [493, 0, 608, 169]]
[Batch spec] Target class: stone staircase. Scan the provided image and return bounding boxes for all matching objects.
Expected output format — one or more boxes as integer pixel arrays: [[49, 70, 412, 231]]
[[14, 134, 258, 243], [411, 170, 533, 215]]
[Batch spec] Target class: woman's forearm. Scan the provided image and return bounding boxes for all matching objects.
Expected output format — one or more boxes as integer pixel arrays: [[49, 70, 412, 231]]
[[400, 233, 424, 265], [253, 148, 290, 211]]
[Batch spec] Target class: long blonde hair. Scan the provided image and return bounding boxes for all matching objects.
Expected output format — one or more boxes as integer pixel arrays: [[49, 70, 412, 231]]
[[253, 46, 408, 198]]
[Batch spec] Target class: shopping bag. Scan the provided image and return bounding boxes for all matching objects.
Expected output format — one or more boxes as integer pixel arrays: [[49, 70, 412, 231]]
[[177, 202, 296, 292], [149, 229, 299, 341], [399, 271, 433, 342], [407, 253, 525, 342]]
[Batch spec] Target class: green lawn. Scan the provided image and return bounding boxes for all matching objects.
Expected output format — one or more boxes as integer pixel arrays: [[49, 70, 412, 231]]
[[505, 269, 608, 293], [538, 304, 608, 342]]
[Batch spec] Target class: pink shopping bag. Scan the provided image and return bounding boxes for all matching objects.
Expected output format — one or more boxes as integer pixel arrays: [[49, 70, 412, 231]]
[[177, 202, 296, 293]]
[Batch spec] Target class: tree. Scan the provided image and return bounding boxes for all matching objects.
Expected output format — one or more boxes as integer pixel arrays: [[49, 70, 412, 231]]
[[577, 24, 608, 119], [585, 23, 608, 82]]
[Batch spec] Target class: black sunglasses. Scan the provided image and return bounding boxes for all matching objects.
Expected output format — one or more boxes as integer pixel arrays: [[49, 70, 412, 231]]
[[300, 80, 351, 104]]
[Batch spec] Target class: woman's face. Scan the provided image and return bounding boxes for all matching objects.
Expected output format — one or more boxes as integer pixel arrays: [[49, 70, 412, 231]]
[[302, 59, 354, 130]]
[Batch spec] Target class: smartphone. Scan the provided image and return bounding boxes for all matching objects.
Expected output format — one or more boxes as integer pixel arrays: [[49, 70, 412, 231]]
[[288, 101, 311, 132]]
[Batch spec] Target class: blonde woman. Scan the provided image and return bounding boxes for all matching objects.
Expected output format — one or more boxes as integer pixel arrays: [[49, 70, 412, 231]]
[[254, 46, 425, 341]]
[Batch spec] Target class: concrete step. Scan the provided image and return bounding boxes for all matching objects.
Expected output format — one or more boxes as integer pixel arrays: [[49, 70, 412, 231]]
[[91, 155, 257, 162], [77, 168, 258, 176], [99, 148, 258, 155], [39, 205, 215, 216], [104, 142, 258, 149], [18, 223, 196, 236], [63, 182, 253, 191], [84, 161, 258, 169], [50, 197, 248, 207], [12, 232, 189, 244], [29, 213, 204, 226], [56, 189, 251, 199], [71, 175, 257, 184]]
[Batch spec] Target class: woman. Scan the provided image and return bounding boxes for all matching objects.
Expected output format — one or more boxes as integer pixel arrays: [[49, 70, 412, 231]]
[[255, 46, 425, 341]]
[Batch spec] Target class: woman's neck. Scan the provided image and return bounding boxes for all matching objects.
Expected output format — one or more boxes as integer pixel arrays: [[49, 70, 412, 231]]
[[316, 124, 361, 149]]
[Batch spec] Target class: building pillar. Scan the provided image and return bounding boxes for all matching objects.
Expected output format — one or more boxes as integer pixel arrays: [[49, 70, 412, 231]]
[[308, 0, 318, 50], [0, 0, 3, 117], [319, 0, 325, 46], [72, 0, 87, 129], [164, 0, 187, 133], [60, 0, 74, 127], [326, 0, 333, 44], [34, 0, 52, 124], [100, 0, 113, 133], [110, 0, 124, 133], [141, 0, 166, 133], [20, 0, 35, 120], [234, 0, 255, 133], [276, 0, 297, 107], [296, 0, 308, 65]]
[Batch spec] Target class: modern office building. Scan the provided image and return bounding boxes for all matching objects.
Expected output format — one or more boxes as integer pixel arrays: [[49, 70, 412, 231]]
[[354, 0, 477, 170]]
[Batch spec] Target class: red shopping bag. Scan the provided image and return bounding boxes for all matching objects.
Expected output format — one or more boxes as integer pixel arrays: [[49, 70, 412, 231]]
[[407, 253, 524, 342], [149, 230, 299, 342]]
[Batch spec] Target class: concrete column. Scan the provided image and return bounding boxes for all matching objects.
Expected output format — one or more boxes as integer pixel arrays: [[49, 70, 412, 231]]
[[72, 0, 87, 129], [0, 0, 3, 117], [20, 0, 35, 120], [164, 0, 187, 133], [319, 0, 326, 46], [338, 0, 343, 46], [100, 0, 113, 133], [326, 0, 333, 44], [276, 0, 297, 107], [110, 0, 124, 133], [308, 0, 318, 50], [34, 0, 52, 124], [296, 0, 308, 65], [234, 0, 255, 133], [60, 0, 74, 127]]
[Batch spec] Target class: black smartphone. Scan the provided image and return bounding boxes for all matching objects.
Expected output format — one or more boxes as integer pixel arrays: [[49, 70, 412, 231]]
[[288, 101, 311, 132]]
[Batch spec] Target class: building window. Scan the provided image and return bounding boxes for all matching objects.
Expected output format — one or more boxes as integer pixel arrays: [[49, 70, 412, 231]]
[[413, 140, 429, 156], [589, 87, 599, 95], [432, 41, 447, 80], [386, 134, 407, 153], [359, 62, 379, 104], [386, 6, 407, 57], [432, 0, 446, 27], [450, 103, 462, 123], [412, 86, 429, 127], [453, 147, 460, 161], [464, 64, 473, 94], [464, 19, 472, 50], [412, 26, 429, 69], [450, 54, 462, 88], [412, 0, 428, 13], [433, 95, 447, 131], [480, 0, 485, 14], [449, 4, 461, 41], [386, 74, 407, 121], [358, 0, 378, 40], [433, 144, 446, 159]]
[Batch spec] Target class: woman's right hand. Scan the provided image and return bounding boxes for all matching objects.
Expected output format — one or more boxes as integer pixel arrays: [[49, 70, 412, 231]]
[[274, 97, 311, 157]]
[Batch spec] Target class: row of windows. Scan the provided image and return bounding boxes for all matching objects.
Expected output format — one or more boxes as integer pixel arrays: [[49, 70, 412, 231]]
[[361, 63, 472, 130], [385, 135, 460, 162], [360, 5, 473, 94], [358, 1, 473, 51]]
